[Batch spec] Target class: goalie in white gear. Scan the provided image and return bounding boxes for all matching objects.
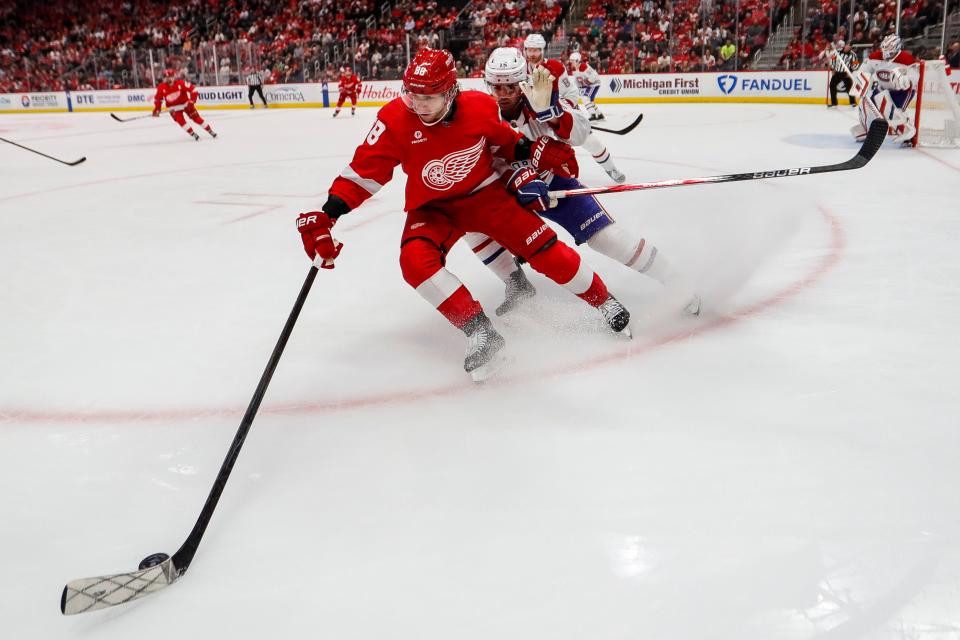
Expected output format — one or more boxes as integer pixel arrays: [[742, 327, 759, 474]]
[[850, 34, 919, 144], [567, 51, 605, 121], [523, 33, 626, 184], [464, 47, 700, 317]]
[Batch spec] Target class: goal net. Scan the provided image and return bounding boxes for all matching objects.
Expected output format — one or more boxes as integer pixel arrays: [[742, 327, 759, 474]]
[[912, 60, 960, 148]]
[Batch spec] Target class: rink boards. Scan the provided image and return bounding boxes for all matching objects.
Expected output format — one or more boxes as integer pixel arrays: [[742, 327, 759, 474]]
[[5, 69, 958, 114], [1, 70, 834, 114]]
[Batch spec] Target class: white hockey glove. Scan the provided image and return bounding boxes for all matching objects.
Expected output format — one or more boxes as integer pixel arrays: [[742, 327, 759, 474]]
[[890, 68, 912, 91], [521, 67, 562, 122]]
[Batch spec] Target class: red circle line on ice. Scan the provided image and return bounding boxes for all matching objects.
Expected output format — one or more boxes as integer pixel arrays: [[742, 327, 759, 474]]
[[1, 205, 845, 424]]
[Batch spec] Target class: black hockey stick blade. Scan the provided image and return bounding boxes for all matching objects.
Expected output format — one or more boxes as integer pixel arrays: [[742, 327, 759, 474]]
[[590, 113, 643, 135], [61, 265, 320, 615], [0, 136, 86, 167], [551, 119, 887, 200]]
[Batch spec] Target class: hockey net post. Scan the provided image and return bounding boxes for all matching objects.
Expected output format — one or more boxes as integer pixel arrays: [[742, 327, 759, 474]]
[[912, 60, 960, 148]]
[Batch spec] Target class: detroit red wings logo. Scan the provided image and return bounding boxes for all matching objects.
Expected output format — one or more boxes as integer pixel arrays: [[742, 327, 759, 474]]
[[421, 137, 486, 191]]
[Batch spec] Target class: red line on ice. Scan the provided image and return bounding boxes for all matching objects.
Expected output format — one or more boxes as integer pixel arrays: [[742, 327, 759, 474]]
[[1, 206, 845, 424]]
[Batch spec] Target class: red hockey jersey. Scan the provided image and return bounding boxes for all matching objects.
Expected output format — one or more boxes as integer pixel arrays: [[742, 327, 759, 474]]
[[339, 73, 362, 95], [153, 79, 198, 110], [328, 90, 524, 213]]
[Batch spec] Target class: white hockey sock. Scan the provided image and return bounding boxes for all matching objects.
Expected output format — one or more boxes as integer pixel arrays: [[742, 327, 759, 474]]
[[463, 232, 516, 282], [587, 225, 678, 285], [582, 133, 621, 171]]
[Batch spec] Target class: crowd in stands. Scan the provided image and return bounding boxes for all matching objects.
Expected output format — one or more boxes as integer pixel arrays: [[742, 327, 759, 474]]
[[778, 0, 949, 68], [0, 0, 463, 93], [454, 0, 570, 76], [1, 0, 957, 93], [566, 0, 789, 73]]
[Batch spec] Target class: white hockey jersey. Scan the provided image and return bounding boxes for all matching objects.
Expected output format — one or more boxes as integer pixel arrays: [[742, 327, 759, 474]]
[[570, 62, 601, 88]]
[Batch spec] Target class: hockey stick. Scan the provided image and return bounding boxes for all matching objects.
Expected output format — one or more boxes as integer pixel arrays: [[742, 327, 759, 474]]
[[60, 265, 320, 615], [110, 112, 160, 122], [0, 136, 86, 166], [589, 113, 643, 135], [550, 118, 886, 202]]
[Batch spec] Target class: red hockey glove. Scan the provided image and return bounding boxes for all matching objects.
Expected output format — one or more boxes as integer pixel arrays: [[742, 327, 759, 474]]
[[529, 136, 578, 178], [297, 211, 343, 269], [152, 108, 160, 117], [506, 167, 550, 213]]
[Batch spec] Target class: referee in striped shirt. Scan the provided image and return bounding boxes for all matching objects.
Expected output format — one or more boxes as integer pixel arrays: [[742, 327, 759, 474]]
[[827, 42, 858, 107], [246, 69, 268, 108]]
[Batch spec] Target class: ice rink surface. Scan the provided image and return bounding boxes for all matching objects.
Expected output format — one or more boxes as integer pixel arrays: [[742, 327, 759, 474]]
[[1, 102, 959, 639]]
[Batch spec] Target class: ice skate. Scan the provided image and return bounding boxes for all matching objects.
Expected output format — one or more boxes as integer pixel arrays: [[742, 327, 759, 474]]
[[598, 294, 632, 338], [605, 167, 626, 184], [495, 265, 537, 316], [683, 294, 702, 316], [332, 110, 340, 118], [595, 113, 606, 121], [351, 108, 356, 116], [190, 132, 200, 141], [588, 113, 598, 121], [463, 313, 506, 382]]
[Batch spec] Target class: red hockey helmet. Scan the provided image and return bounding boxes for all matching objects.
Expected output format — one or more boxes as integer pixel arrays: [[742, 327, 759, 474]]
[[162, 68, 175, 80], [402, 48, 457, 95], [401, 48, 459, 125]]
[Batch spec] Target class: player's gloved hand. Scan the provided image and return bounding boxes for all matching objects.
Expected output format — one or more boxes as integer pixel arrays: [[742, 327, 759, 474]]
[[529, 136, 579, 178], [521, 67, 562, 122], [506, 167, 551, 212], [890, 68, 912, 90], [297, 211, 343, 269]]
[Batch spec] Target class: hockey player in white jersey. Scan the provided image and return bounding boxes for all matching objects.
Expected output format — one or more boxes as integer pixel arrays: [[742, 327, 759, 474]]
[[850, 34, 919, 144], [467, 47, 700, 317], [523, 33, 626, 183], [567, 51, 605, 121]]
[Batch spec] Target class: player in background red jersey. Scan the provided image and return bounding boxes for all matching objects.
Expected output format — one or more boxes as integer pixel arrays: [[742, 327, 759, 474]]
[[333, 67, 362, 117], [152, 69, 217, 141], [298, 49, 631, 380]]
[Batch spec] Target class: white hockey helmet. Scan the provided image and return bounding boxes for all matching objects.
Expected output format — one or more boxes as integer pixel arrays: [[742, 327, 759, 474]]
[[568, 51, 582, 64], [523, 33, 546, 50], [485, 47, 527, 86], [880, 33, 902, 60]]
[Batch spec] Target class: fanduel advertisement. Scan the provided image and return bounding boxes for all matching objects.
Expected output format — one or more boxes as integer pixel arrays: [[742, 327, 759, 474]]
[[600, 70, 828, 103]]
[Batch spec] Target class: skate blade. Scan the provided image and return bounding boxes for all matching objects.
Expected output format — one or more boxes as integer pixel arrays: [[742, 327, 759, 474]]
[[470, 352, 510, 383], [620, 323, 633, 339]]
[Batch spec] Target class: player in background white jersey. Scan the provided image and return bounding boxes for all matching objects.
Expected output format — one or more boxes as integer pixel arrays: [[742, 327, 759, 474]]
[[523, 33, 626, 184], [467, 47, 700, 317], [850, 34, 919, 144], [567, 51, 605, 121]]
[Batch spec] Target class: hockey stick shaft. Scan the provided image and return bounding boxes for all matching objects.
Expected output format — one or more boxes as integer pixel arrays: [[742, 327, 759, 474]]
[[170, 265, 319, 573], [590, 113, 643, 135], [0, 136, 86, 166], [550, 119, 886, 200], [111, 112, 159, 122], [60, 265, 319, 615]]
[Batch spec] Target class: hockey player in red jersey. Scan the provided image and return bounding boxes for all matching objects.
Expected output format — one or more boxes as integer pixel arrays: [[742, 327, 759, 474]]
[[333, 67, 362, 117], [522, 33, 625, 183], [297, 48, 631, 380], [152, 69, 217, 141]]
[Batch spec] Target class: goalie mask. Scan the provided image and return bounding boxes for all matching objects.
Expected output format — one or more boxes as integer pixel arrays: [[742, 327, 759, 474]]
[[401, 48, 459, 126], [880, 34, 902, 61]]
